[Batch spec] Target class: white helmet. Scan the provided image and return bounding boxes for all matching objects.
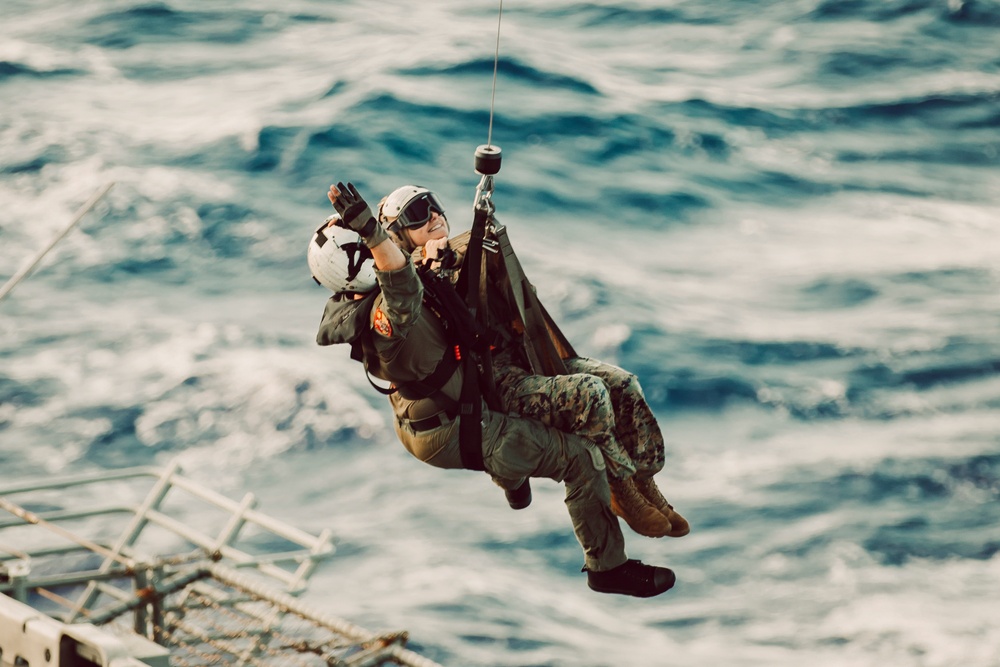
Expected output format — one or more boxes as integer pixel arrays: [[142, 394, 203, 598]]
[[307, 215, 378, 294], [378, 185, 446, 252]]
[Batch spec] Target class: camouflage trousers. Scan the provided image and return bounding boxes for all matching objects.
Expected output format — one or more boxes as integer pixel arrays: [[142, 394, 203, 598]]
[[492, 352, 665, 481]]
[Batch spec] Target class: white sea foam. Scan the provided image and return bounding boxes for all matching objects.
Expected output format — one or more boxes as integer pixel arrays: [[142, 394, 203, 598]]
[[3, 1, 999, 664]]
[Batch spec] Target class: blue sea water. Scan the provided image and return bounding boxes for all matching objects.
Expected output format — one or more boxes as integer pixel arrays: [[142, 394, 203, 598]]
[[2, 0, 999, 664]]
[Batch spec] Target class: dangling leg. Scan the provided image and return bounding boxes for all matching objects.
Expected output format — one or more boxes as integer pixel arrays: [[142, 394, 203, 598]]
[[480, 410, 674, 597], [494, 356, 672, 537], [564, 357, 689, 537]]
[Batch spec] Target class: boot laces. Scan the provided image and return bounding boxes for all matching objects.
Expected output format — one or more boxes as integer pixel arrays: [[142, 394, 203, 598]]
[[636, 478, 670, 508], [613, 479, 646, 510]]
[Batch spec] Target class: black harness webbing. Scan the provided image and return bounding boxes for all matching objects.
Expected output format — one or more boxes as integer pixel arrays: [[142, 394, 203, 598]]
[[418, 229, 501, 471], [451, 207, 489, 469]]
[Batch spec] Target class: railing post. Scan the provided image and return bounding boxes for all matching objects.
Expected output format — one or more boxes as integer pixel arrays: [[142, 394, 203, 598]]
[[133, 566, 149, 637], [8, 559, 30, 603]]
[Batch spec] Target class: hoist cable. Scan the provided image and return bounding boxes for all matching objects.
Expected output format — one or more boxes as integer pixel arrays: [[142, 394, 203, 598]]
[[486, 0, 504, 148]]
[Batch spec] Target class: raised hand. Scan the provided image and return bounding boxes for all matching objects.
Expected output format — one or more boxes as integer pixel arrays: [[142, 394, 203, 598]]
[[328, 182, 377, 238]]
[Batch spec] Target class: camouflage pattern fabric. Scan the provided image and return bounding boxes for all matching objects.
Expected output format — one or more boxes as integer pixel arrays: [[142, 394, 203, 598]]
[[492, 352, 665, 480]]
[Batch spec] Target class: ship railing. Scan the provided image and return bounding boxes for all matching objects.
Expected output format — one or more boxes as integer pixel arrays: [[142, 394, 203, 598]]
[[0, 461, 333, 613], [0, 461, 444, 667]]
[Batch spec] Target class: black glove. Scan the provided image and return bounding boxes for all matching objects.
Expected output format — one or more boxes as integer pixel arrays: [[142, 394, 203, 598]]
[[332, 182, 382, 241]]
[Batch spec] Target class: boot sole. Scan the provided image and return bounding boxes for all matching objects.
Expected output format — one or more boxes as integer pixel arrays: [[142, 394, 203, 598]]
[[587, 571, 676, 598]]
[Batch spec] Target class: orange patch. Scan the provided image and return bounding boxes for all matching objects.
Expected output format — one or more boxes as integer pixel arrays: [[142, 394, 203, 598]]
[[373, 308, 393, 337]]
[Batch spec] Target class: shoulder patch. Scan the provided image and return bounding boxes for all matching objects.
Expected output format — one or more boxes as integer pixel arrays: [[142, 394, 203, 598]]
[[373, 307, 393, 337]]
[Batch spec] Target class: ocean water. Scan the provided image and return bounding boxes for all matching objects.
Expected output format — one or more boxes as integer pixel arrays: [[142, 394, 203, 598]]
[[2, 0, 999, 665]]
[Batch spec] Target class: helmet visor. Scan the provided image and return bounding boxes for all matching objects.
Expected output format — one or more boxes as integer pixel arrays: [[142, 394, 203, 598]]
[[396, 192, 445, 229]]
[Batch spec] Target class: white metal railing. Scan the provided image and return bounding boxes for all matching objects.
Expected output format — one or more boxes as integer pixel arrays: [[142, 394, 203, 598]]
[[0, 461, 442, 667], [0, 460, 334, 617]]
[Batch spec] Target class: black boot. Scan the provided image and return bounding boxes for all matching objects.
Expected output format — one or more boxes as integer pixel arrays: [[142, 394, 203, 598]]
[[585, 559, 675, 598], [504, 478, 532, 510]]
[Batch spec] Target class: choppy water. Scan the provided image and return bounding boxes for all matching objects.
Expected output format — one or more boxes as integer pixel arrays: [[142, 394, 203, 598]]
[[2, 1, 1000, 665]]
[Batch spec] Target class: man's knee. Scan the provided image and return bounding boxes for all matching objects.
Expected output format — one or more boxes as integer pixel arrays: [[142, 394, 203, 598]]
[[572, 358, 640, 394], [577, 374, 610, 401], [560, 374, 613, 419]]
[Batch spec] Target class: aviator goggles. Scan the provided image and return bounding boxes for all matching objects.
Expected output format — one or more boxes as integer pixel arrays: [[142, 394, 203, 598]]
[[393, 192, 446, 229]]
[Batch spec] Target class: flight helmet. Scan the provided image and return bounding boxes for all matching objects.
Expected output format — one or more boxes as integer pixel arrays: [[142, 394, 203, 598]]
[[306, 214, 378, 294]]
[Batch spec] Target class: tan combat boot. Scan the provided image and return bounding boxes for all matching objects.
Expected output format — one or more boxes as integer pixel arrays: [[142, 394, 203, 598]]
[[634, 477, 690, 538], [609, 477, 673, 538]]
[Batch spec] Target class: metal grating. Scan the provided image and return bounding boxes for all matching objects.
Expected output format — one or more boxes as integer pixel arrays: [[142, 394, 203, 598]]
[[0, 462, 442, 667]]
